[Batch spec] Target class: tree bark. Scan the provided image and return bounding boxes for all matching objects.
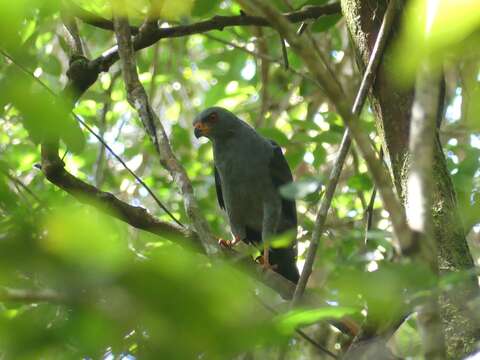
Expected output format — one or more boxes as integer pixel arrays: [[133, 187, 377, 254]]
[[341, 0, 480, 357]]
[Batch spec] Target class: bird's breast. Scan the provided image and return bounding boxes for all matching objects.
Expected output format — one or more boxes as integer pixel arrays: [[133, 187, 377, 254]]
[[217, 161, 267, 230]]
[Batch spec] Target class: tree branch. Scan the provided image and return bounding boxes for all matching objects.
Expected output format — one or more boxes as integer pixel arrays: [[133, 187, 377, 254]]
[[407, 60, 446, 358], [40, 142, 194, 247], [70, 2, 340, 37], [65, 3, 340, 102], [0, 47, 302, 303], [60, 0, 85, 57], [242, 0, 411, 254], [290, 0, 399, 306], [0, 49, 183, 227], [112, 2, 218, 254]]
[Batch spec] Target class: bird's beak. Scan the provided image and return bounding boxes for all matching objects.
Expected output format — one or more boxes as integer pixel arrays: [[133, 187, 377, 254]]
[[194, 122, 210, 138]]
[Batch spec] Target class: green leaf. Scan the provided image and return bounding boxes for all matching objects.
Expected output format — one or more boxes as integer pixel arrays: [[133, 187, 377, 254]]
[[285, 146, 305, 169], [297, 0, 328, 6], [280, 178, 321, 200], [1, 67, 85, 153], [192, 0, 221, 17], [347, 174, 373, 191], [392, 0, 480, 84], [258, 127, 289, 146], [313, 144, 326, 167], [270, 230, 297, 249], [311, 14, 342, 33], [275, 307, 357, 335]]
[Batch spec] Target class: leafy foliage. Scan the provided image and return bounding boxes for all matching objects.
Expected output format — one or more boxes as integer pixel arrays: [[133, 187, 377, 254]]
[[0, 0, 479, 359]]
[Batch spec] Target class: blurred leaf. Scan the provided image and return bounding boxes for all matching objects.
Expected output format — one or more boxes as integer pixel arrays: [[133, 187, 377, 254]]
[[280, 178, 322, 199], [151, 0, 195, 20], [347, 174, 373, 191], [42, 206, 129, 274], [275, 306, 357, 335], [285, 146, 305, 169], [0, 66, 85, 152], [390, 315, 423, 358], [270, 229, 297, 249], [258, 127, 290, 146], [313, 144, 327, 167], [298, 0, 328, 6], [393, 0, 480, 83], [311, 14, 342, 32], [192, 0, 221, 17]]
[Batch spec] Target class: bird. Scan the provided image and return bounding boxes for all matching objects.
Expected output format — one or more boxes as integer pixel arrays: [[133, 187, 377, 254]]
[[193, 106, 299, 283]]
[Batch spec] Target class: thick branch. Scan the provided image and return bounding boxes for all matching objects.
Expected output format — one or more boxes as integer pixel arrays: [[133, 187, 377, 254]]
[[71, 2, 340, 37], [40, 141, 305, 299], [66, 3, 340, 101], [60, 0, 85, 57], [40, 142, 194, 247], [407, 61, 446, 359]]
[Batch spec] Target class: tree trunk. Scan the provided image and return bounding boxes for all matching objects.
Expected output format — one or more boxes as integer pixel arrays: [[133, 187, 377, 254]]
[[341, 0, 480, 357]]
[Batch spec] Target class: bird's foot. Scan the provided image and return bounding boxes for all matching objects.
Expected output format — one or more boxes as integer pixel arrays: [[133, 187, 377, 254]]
[[218, 235, 241, 248]]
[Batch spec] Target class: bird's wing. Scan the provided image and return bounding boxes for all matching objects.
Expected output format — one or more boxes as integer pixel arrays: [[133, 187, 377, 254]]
[[214, 166, 225, 210], [268, 140, 297, 228]]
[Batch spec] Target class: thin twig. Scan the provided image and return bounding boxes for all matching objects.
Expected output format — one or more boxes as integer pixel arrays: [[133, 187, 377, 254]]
[[364, 148, 383, 244], [94, 71, 120, 188], [0, 168, 47, 209], [280, 36, 289, 70], [0, 287, 66, 303], [75, 114, 185, 227], [203, 33, 318, 87]]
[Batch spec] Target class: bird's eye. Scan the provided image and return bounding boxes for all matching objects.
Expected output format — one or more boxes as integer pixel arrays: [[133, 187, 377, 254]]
[[206, 112, 218, 123]]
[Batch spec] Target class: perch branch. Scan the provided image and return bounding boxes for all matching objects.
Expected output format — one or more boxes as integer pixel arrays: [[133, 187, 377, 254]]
[[0, 47, 303, 303], [40, 142, 194, 246]]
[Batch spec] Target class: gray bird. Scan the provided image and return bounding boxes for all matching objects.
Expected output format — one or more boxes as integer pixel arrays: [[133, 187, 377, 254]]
[[193, 106, 299, 283]]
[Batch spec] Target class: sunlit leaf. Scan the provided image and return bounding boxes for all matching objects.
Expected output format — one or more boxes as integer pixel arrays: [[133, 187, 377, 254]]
[[42, 206, 129, 273], [393, 0, 480, 83]]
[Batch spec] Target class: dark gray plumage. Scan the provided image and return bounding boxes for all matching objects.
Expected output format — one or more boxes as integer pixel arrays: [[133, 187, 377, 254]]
[[193, 106, 299, 283]]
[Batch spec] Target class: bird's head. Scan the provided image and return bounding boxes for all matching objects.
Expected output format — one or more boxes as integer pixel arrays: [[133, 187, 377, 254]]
[[193, 106, 239, 140]]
